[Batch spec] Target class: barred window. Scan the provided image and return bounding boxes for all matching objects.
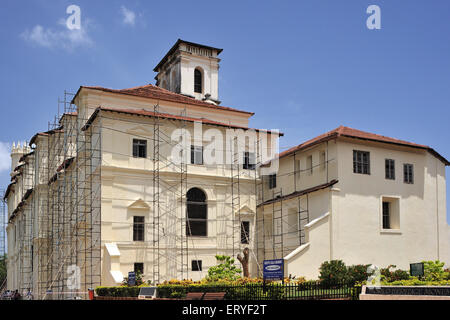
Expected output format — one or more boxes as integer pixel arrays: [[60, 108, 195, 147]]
[[353, 150, 370, 175], [192, 260, 202, 271], [268, 174, 277, 189], [133, 139, 147, 158], [243, 152, 256, 170], [404, 164, 414, 184], [133, 216, 145, 241], [385, 159, 395, 180], [191, 145, 203, 165], [241, 221, 250, 244], [382, 202, 390, 229]]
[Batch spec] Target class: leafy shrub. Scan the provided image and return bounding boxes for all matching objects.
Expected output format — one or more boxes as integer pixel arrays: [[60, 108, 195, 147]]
[[318, 260, 349, 287], [383, 277, 450, 286], [422, 260, 446, 281], [444, 269, 450, 280], [347, 264, 373, 285], [380, 265, 410, 282], [318, 261, 375, 286]]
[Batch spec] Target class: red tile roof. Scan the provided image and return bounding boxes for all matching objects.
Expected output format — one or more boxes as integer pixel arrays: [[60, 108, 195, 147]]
[[82, 106, 283, 136], [72, 84, 254, 116], [279, 126, 449, 165]]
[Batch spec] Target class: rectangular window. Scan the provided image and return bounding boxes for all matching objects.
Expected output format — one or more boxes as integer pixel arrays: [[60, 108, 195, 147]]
[[320, 151, 326, 170], [192, 260, 202, 271], [353, 150, 370, 174], [243, 152, 256, 170], [241, 221, 250, 244], [381, 197, 400, 230], [268, 174, 277, 189], [186, 210, 207, 237], [133, 139, 147, 158], [382, 202, 390, 229], [134, 263, 144, 275], [385, 159, 395, 180], [191, 145, 203, 165], [404, 164, 414, 184], [133, 216, 145, 241], [294, 159, 301, 181], [307, 155, 313, 175]]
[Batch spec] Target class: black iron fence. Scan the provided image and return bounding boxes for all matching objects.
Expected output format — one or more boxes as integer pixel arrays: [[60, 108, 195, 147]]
[[157, 281, 362, 300]]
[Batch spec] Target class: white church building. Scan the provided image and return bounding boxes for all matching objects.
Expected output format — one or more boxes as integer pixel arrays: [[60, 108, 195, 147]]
[[4, 39, 450, 298]]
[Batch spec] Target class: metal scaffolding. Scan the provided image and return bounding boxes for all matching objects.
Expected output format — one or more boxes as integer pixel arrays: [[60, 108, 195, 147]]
[[0, 189, 5, 258], [19, 152, 34, 294], [256, 141, 336, 272], [8, 91, 265, 296], [152, 103, 161, 284], [30, 91, 101, 299], [230, 135, 241, 260], [94, 104, 252, 282]]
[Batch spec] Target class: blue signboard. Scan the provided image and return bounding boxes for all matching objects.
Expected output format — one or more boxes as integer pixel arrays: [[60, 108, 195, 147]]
[[263, 259, 284, 280], [128, 271, 136, 286]]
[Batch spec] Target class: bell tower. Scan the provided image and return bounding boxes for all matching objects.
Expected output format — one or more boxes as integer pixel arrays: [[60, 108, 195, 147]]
[[154, 39, 222, 105]]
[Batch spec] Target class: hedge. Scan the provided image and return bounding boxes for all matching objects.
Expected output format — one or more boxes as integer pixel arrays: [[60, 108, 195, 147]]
[[156, 283, 285, 300], [95, 283, 285, 299], [95, 285, 144, 297], [382, 278, 450, 286]]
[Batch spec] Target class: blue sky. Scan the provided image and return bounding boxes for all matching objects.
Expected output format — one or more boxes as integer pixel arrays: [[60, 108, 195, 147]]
[[0, 0, 449, 222]]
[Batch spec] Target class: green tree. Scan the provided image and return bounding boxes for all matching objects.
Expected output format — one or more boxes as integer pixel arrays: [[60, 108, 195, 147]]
[[0, 254, 6, 285], [206, 255, 241, 282], [318, 260, 349, 287]]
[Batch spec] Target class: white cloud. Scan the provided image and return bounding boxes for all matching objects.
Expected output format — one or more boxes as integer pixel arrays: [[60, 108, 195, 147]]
[[120, 6, 136, 26], [20, 19, 93, 51], [0, 142, 10, 173]]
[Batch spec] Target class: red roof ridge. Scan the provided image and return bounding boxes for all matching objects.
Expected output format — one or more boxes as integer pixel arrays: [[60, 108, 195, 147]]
[[337, 125, 429, 148], [73, 84, 254, 116], [83, 84, 153, 92], [279, 125, 449, 165]]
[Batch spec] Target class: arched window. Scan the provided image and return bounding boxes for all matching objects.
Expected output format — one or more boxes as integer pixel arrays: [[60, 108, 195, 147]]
[[186, 188, 207, 236], [194, 68, 202, 93]]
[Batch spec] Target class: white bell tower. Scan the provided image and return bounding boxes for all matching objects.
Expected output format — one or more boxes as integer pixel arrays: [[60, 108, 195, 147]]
[[154, 39, 222, 105]]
